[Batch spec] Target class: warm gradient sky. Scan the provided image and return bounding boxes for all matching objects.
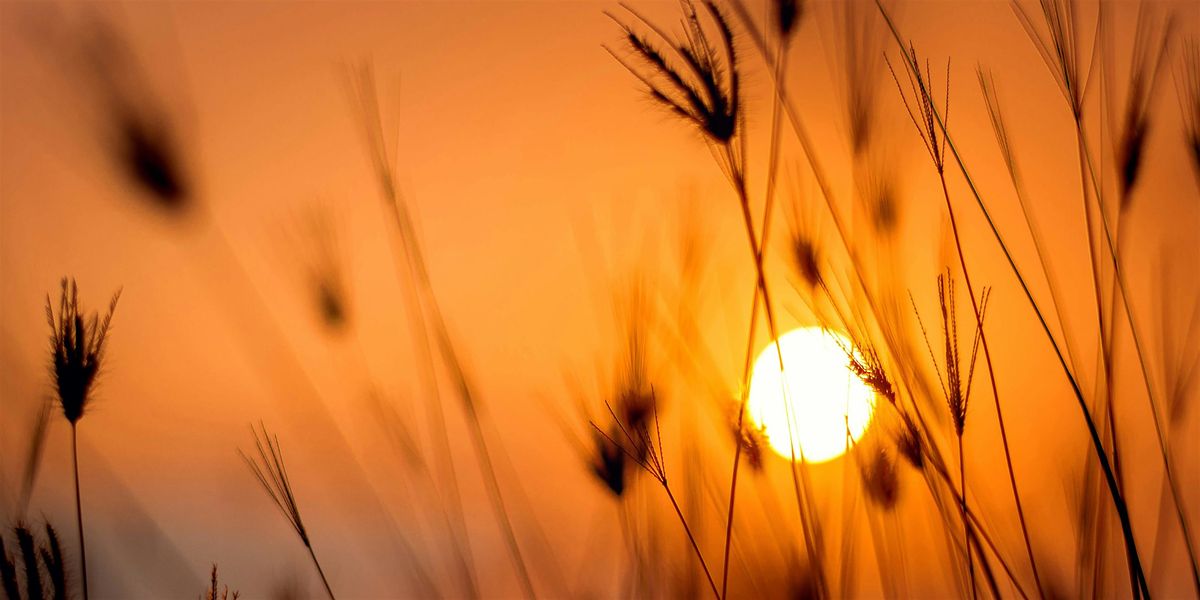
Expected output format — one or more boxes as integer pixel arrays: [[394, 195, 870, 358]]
[[2, 0, 1199, 598]]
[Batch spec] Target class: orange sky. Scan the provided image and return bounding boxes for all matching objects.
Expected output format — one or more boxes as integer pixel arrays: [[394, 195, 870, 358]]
[[2, 0, 1199, 597]]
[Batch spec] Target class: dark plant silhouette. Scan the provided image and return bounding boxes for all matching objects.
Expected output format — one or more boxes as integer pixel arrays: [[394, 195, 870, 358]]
[[0, 523, 68, 600], [45, 278, 120, 600], [201, 564, 240, 600]]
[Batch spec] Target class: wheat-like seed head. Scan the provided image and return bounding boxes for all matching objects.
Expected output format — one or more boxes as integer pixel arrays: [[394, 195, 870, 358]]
[[45, 278, 121, 425], [607, 0, 740, 144]]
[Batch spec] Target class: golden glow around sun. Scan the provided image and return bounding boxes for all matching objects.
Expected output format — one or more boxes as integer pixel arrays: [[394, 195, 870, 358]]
[[747, 327, 876, 463]]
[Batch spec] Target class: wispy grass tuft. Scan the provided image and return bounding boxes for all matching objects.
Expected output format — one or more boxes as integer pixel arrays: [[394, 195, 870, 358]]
[[240, 423, 336, 600]]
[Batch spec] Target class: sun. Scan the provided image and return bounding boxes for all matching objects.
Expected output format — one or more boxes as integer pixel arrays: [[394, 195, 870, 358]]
[[746, 327, 876, 463]]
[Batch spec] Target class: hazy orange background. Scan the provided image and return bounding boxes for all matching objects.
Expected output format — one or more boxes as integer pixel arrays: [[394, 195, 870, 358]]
[[2, 0, 1198, 597]]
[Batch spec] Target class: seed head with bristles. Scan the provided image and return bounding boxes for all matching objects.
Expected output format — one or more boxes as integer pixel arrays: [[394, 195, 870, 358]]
[[46, 278, 121, 425], [239, 423, 312, 548], [239, 423, 337, 599], [886, 44, 951, 174], [202, 564, 240, 600], [848, 343, 895, 406], [607, 0, 740, 144], [1012, 0, 1091, 119], [911, 274, 989, 437]]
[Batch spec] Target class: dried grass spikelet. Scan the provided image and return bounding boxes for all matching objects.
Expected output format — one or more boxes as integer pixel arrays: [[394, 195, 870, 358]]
[[240, 423, 336, 600], [41, 524, 66, 600], [886, 43, 951, 174], [912, 273, 989, 437], [606, 0, 740, 143], [1176, 36, 1200, 175], [860, 446, 900, 509], [1, 522, 67, 600], [848, 343, 895, 406], [1112, 7, 1174, 204], [726, 398, 767, 472], [203, 564, 241, 600], [14, 525, 42, 600], [1012, 0, 1091, 119], [46, 279, 121, 425], [0, 530, 17, 600]]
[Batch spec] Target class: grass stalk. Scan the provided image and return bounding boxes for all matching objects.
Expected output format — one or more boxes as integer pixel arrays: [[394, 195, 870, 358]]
[[665, 484, 721, 599], [956, 433, 975, 599], [71, 424, 89, 600]]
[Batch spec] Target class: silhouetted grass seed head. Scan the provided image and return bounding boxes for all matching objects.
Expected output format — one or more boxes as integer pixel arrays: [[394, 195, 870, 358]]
[[46, 278, 121, 425]]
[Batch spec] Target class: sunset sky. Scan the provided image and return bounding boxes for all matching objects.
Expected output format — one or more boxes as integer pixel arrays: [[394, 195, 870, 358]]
[[2, 1, 1198, 598]]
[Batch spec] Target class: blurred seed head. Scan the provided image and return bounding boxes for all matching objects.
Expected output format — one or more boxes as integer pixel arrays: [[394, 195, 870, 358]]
[[790, 234, 823, 290], [118, 109, 189, 210], [787, 560, 820, 600], [912, 274, 988, 438], [860, 166, 899, 235], [590, 426, 628, 496], [834, 0, 887, 156], [614, 282, 657, 462], [1113, 9, 1173, 206], [895, 417, 924, 469], [728, 401, 767, 471], [45, 278, 121, 425], [860, 446, 900, 509], [774, 0, 804, 44], [77, 17, 192, 213], [284, 204, 351, 335], [1176, 37, 1200, 176]]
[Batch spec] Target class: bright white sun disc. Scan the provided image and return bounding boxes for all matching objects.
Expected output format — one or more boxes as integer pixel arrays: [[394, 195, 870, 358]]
[[746, 327, 876, 463]]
